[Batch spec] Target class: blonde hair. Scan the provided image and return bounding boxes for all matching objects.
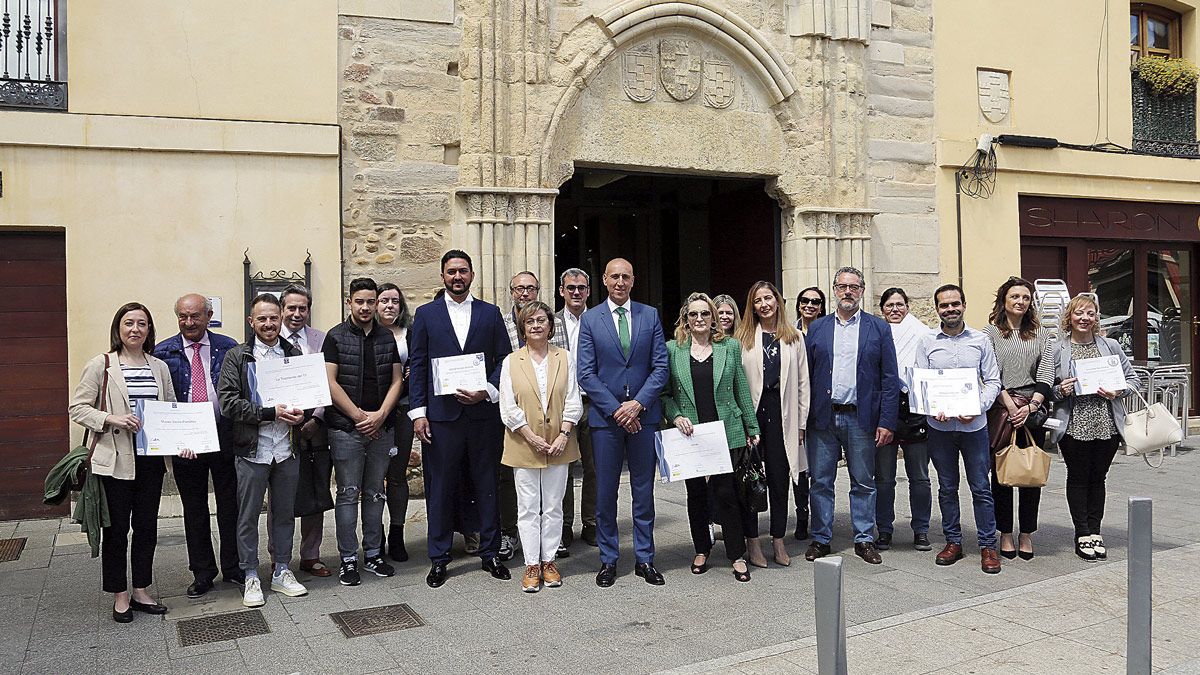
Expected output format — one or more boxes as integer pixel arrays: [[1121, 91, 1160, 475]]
[[735, 280, 801, 350], [673, 292, 726, 343], [1060, 295, 1100, 336]]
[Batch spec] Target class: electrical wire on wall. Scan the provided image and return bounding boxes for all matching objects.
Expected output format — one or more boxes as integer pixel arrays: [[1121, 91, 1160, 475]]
[[958, 134, 997, 199]]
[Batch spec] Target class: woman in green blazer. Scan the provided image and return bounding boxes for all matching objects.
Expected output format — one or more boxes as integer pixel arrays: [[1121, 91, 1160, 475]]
[[661, 292, 761, 582]]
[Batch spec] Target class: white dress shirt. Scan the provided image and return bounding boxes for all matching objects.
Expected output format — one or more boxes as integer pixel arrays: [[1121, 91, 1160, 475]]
[[281, 326, 311, 355], [606, 298, 634, 339], [499, 351, 584, 431], [445, 292, 473, 350], [183, 335, 220, 416], [562, 310, 583, 365], [250, 338, 292, 464]]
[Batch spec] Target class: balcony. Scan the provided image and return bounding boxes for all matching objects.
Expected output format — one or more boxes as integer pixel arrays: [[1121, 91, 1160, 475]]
[[0, 0, 65, 110], [1131, 72, 1199, 158]]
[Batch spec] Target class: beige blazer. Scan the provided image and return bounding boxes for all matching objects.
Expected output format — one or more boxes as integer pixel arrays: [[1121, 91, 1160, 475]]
[[501, 346, 581, 469], [741, 326, 810, 479], [68, 352, 176, 480]]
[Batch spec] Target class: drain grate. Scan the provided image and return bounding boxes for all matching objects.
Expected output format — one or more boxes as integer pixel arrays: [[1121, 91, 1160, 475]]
[[329, 603, 425, 638], [176, 610, 270, 646], [0, 538, 26, 562]]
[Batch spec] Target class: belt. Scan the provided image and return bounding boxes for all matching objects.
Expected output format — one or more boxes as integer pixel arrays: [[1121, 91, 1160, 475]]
[[832, 403, 857, 412]]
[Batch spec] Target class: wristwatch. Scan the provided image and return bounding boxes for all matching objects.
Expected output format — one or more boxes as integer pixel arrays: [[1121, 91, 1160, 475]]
[[560, 428, 572, 439]]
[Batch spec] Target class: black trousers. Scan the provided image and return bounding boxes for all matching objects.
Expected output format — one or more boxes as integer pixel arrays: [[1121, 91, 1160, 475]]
[[991, 424, 1045, 535], [425, 419, 502, 563], [1059, 435, 1121, 538], [686, 447, 756, 562], [173, 448, 240, 582], [100, 456, 165, 593], [757, 388, 800, 539], [385, 403, 415, 528]]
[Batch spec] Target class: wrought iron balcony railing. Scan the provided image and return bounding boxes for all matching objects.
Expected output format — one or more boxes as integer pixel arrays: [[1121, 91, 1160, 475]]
[[1132, 73, 1199, 158], [0, 0, 65, 110]]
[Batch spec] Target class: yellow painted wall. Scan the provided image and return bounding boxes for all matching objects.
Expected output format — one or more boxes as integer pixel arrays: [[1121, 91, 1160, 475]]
[[67, 0, 337, 124], [934, 0, 1200, 326]]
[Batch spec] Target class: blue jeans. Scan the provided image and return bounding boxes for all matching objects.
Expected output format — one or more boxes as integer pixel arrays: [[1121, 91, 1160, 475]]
[[874, 442, 931, 536], [329, 428, 394, 560], [807, 411, 877, 544], [927, 428, 997, 549]]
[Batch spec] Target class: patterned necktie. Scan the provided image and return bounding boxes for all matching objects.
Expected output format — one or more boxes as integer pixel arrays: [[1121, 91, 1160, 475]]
[[189, 343, 208, 403], [616, 306, 630, 358], [290, 331, 303, 353]]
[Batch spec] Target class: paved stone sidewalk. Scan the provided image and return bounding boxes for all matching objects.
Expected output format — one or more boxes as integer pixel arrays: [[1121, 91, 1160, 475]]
[[2, 441, 1197, 674]]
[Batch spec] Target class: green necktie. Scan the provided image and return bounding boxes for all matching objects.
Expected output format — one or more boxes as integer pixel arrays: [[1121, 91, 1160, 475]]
[[616, 306, 630, 358]]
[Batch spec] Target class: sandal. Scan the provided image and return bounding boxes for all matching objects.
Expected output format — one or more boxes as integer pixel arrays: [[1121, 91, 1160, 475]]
[[732, 559, 751, 583], [691, 554, 709, 575]]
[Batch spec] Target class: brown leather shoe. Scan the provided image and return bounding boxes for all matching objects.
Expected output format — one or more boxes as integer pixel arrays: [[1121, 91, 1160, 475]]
[[299, 559, 332, 578], [521, 565, 542, 593], [935, 543, 964, 566], [541, 561, 562, 587], [854, 542, 882, 565], [804, 541, 832, 561], [981, 548, 1002, 574]]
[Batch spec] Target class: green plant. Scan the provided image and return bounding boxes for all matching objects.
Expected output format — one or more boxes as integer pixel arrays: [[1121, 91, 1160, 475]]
[[1132, 56, 1200, 97]]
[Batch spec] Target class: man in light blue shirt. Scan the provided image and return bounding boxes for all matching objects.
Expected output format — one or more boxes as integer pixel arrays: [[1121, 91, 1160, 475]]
[[914, 284, 1002, 574]]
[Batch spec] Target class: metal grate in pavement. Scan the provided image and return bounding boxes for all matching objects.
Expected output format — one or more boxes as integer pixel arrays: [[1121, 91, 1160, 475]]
[[0, 538, 26, 562], [329, 603, 425, 638], [176, 610, 270, 646]]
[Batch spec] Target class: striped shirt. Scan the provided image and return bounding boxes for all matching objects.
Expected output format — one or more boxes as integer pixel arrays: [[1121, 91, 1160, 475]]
[[983, 325, 1051, 395], [120, 363, 158, 404]]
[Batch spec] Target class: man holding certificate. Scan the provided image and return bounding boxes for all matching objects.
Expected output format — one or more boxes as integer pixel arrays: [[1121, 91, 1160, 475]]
[[915, 284, 1003, 574], [217, 293, 311, 607], [409, 250, 513, 588]]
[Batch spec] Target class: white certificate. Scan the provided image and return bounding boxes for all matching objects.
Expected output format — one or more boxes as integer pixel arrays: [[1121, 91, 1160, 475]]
[[654, 421, 732, 483], [254, 353, 332, 410], [139, 401, 221, 456], [432, 353, 488, 396], [911, 367, 982, 418], [1073, 355, 1126, 395]]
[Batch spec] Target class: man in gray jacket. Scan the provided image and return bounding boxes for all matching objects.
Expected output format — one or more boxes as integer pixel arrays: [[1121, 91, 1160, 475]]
[[217, 293, 311, 607]]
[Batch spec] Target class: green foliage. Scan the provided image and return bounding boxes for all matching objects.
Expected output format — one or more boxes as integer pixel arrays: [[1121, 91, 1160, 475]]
[[1132, 56, 1200, 97]]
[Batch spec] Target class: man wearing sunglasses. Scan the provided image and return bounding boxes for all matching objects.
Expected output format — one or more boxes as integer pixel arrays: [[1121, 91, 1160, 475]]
[[556, 268, 596, 550]]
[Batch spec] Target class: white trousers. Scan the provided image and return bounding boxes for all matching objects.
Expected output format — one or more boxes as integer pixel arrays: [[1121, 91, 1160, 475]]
[[513, 464, 569, 567]]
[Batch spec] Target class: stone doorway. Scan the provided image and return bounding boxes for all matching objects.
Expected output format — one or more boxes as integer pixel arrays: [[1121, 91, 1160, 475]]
[[554, 167, 780, 324]]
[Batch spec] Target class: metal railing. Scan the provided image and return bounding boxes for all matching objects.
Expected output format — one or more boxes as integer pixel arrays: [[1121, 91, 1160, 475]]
[[0, 0, 65, 110]]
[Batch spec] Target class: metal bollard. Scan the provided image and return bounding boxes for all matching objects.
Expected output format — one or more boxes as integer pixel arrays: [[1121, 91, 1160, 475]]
[[814, 556, 848, 675], [1127, 497, 1152, 675]]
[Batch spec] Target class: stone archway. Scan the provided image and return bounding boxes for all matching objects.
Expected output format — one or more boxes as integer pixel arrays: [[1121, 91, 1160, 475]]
[[453, 0, 882, 304]]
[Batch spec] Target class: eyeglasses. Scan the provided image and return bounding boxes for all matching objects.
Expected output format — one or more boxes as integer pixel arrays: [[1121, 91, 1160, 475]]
[[511, 285, 539, 294], [833, 284, 864, 293], [798, 297, 822, 306], [686, 310, 712, 318], [563, 284, 589, 294], [882, 302, 907, 310]]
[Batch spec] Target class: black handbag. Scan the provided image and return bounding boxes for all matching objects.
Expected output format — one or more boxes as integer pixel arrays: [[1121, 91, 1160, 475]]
[[736, 444, 769, 513], [293, 434, 333, 517], [895, 391, 927, 444]]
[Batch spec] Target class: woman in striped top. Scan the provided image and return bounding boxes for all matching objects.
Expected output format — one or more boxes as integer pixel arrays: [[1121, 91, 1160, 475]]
[[68, 303, 187, 623], [982, 278, 1052, 560]]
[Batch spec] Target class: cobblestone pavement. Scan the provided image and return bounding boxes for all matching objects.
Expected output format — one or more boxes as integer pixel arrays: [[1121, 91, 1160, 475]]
[[3, 441, 1197, 674]]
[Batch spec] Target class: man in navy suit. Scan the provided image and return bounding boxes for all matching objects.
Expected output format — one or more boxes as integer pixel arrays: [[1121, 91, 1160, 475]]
[[409, 250, 513, 588], [805, 266, 900, 565], [577, 258, 669, 587], [153, 293, 242, 597]]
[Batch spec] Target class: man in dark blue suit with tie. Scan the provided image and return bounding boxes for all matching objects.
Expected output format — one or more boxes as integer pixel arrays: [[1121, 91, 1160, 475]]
[[409, 250, 513, 588], [577, 258, 670, 587]]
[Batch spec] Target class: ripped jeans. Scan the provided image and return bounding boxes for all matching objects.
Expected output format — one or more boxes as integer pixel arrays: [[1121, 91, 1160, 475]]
[[329, 427, 393, 560]]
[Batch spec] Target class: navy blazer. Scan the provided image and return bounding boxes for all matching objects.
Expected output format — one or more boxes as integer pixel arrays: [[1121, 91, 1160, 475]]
[[576, 300, 670, 427], [806, 312, 900, 433], [408, 296, 511, 423], [153, 330, 239, 437]]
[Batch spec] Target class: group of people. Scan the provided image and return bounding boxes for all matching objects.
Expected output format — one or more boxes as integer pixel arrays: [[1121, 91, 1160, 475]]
[[69, 251, 1141, 618]]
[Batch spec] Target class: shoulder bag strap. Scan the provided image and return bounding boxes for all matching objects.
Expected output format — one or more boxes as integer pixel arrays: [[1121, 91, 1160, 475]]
[[86, 354, 112, 464]]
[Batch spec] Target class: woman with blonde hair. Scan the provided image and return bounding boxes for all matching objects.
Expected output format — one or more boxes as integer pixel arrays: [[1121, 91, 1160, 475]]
[[1037, 294, 1139, 562], [662, 292, 761, 581], [735, 281, 811, 565], [498, 301, 583, 592], [712, 294, 741, 337]]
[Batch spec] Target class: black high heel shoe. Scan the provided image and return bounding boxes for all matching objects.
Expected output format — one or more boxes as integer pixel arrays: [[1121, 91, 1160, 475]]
[[731, 560, 751, 583], [999, 548, 1017, 560], [691, 554, 709, 575], [1017, 534, 1035, 560]]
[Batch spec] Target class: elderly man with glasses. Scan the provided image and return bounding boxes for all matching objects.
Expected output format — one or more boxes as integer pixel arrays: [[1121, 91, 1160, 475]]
[[498, 271, 568, 561], [804, 267, 901, 565]]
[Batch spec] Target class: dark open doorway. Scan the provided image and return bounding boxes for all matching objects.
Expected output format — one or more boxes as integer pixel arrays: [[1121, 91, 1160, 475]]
[[554, 168, 780, 326]]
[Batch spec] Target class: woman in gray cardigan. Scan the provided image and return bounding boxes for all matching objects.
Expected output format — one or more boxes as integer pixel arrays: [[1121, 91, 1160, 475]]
[[1037, 295, 1140, 563]]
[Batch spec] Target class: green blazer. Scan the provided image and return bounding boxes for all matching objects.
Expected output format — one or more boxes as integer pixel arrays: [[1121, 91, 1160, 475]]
[[661, 337, 760, 450]]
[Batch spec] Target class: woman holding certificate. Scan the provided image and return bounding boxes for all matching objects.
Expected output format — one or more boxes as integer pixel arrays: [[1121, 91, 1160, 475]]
[[498, 301, 582, 592], [736, 282, 810, 565], [983, 277, 1052, 560], [1038, 294, 1140, 562], [662, 293, 760, 582], [68, 303, 184, 623]]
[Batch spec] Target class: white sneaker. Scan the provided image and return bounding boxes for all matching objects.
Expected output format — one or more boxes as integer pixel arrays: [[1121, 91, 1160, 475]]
[[242, 577, 265, 607], [270, 569, 308, 597]]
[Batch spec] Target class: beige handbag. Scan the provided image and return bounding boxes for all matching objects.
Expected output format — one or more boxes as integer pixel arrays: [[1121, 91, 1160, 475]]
[[994, 428, 1051, 488], [1122, 389, 1183, 467]]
